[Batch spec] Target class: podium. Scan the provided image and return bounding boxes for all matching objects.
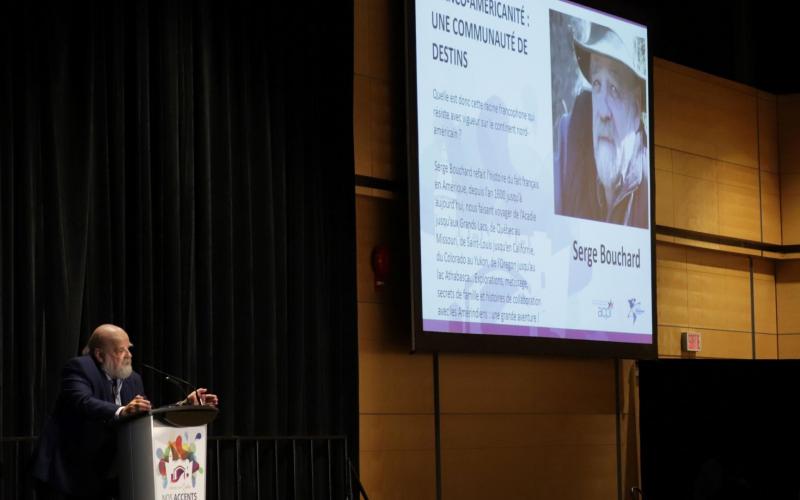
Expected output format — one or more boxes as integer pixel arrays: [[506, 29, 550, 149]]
[[117, 406, 218, 500]]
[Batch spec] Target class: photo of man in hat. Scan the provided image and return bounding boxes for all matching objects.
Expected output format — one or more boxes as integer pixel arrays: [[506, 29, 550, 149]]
[[551, 12, 649, 229]]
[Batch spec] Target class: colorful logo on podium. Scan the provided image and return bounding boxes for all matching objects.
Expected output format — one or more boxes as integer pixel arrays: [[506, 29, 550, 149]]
[[156, 433, 204, 489]]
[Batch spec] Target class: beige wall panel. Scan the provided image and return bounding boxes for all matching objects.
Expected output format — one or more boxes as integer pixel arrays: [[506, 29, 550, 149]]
[[653, 64, 758, 168], [716, 160, 759, 188], [687, 271, 751, 331], [672, 174, 718, 234], [715, 244, 760, 257], [753, 257, 775, 275], [659, 327, 753, 358], [686, 242, 750, 274], [440, 414, 615, 449], [367, 79, 396, 180], [656, 233, 675, 244], [438, 354, 615, 414], [781, 173, 800, 244], [697, 331, 752, 358], [354, 0, 392, 81], [358, 300, 410, 348], [776, 260, 800, 334], [761, 171, 782, 244], [756, 333, 778, 359], [441, 445, 616, 500], [354, 75, 371, 176], [360, 340, 434, 414], [671, 237, 720, 252], [778, 334, 800, 358], [361, 414, 435, 452], [672, 150, 715, 181], [753, 261, 777, 334], [656, 241, 688, 264], [657, 325, 684, 357], [717, 182, 760, 241], [655, 168, 674, 227], [754, 282, 778, 334], [360, 450, 436, 500], [655, 145, 673, 172], [778, 95, 800, 174], [758, 95, 779, 173], [656, 249, 689, 327], [685, 249, 751, 332]]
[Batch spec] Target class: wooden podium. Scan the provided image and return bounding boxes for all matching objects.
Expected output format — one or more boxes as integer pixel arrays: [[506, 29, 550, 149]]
[[117, 406, 218, 500]]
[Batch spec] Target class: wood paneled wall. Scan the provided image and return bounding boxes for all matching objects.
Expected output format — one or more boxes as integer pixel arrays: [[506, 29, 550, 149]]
[[354, 1, 799, 498], [654, 60, 781, 246]]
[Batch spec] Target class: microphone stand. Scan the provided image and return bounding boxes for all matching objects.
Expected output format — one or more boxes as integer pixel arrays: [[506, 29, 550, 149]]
[[141, 363, 204, 406]]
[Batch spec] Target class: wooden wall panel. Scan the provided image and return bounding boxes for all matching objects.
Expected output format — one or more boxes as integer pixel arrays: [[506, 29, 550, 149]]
[[438, 354, 615, 415], [441, 444, 616, 500], [360, 414, 436, 500], [776, 261, 800, 335], [671, 173, 718, 234], [359, 342, 434, 414], [781, 173, 800, 245], [437, 355, 618, 499], [756, 334, 778, 359], [778, 95, 800, 244], [654, 60, 758, 169], [754, 259, 777, 335], [354, 0, 393, 81], [656, 244, 688, 327], [761, 171, 782, 244], [655, 166, 674, 227], [685, 249, 751, 332], [778, 335, 800, 359], [778, 95, 800, 174], [716, 162, 760, 240], [758, 93, 779, 174], [360, 448, 437, 500]]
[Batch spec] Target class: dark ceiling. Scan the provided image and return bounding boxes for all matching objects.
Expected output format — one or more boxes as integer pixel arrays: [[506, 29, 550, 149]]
[[584, 1, 797, 94]]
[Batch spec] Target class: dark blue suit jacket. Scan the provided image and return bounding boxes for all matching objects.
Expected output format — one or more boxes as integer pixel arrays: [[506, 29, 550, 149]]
[[32, 355, 145, 496]]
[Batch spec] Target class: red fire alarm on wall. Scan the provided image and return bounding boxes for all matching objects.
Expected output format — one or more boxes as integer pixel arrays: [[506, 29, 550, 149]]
[[371, 244, 390, 290], [681, 331, 702, 352]]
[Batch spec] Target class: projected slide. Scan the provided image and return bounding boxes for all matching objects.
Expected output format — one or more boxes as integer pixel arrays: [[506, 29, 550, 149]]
[[414, 0, 652, 345]]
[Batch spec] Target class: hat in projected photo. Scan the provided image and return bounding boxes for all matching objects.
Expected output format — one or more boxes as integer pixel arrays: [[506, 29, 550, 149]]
[[574, 23, 647, 88]]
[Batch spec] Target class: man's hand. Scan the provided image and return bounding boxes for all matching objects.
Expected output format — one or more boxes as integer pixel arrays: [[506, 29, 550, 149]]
[[121, 395, 152, 416], [186, 388, 219, 407]]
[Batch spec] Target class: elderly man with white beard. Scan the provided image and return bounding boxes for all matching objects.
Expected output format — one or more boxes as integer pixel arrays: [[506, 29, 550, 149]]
[[32, 324, 218, 500], [554, 22, 649, 229]]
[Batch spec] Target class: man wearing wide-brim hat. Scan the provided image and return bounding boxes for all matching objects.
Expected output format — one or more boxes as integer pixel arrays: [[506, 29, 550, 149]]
[[554, 22, 649, 228]]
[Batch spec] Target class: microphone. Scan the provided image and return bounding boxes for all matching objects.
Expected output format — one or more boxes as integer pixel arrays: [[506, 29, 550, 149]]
[[141, 363, 204, 406]]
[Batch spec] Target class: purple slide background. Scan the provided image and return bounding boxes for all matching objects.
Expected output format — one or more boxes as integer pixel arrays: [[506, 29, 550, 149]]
[[423, 319, 651, 344]]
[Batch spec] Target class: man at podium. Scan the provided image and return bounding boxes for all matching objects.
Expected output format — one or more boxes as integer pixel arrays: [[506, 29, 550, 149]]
[[32, 324, 218, 500]]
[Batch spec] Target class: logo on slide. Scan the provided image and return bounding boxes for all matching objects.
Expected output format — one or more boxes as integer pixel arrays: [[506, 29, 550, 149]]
[[593, 299, 614, 319], [627, 298, 645, 324], [155, 433, 204, 489]]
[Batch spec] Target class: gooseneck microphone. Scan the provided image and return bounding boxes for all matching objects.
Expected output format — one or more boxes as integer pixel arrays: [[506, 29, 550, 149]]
[[141, 363, 204, 406]]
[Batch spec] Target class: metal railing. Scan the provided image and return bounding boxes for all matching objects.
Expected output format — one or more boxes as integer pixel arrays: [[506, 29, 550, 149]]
[[1, 435, 354, 499]]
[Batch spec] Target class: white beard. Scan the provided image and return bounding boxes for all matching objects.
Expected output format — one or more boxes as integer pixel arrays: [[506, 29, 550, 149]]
[[105, 361, 133, 380], [595, 131, 638, 189]]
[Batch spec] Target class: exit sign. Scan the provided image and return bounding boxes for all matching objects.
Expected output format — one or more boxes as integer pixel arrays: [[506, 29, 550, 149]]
[[681, 332, 702, 352]]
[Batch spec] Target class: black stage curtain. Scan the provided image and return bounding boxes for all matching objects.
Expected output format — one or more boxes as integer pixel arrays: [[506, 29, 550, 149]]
[[0, 0, 355, 458]]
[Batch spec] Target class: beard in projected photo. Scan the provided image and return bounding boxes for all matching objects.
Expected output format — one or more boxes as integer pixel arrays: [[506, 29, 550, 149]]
[[553, 20, 649, 229]]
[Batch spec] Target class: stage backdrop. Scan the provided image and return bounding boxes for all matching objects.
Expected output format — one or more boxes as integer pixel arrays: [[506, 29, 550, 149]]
[[0, 0, 355, 468]]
